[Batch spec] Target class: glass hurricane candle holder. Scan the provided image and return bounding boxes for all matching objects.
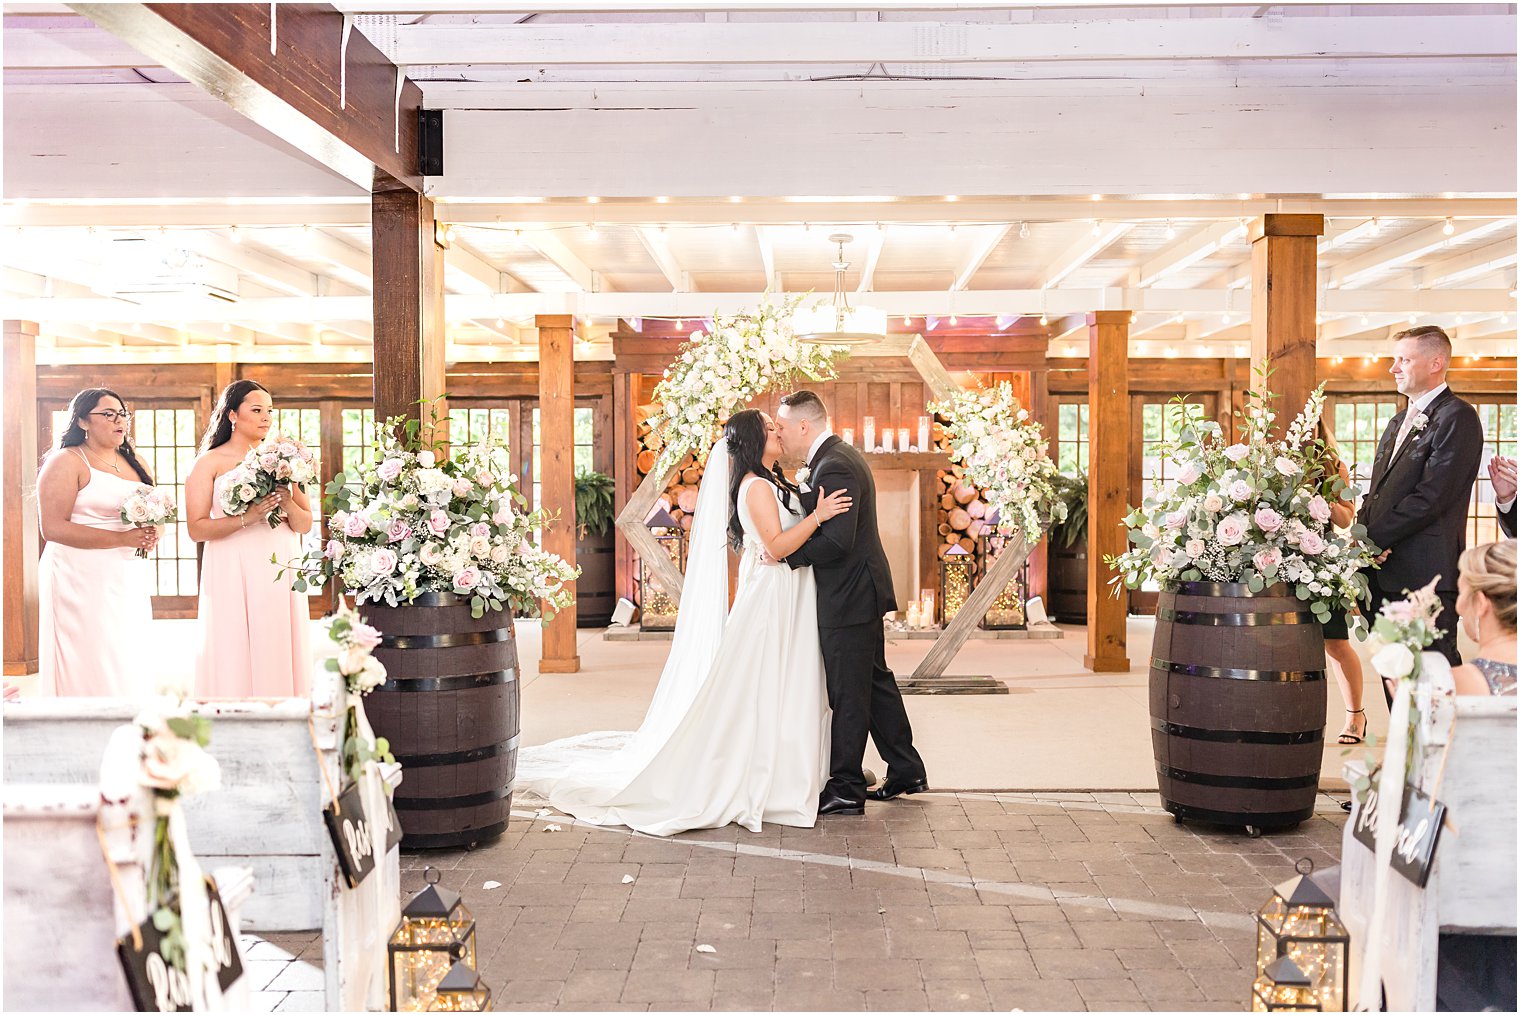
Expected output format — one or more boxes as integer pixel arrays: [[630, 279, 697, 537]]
[[841, 427, 854, 446], [898, 428, 911, 453], [880, 428, 895, 453], [862, 417, 876, 452], [918, 416, 931, 452]]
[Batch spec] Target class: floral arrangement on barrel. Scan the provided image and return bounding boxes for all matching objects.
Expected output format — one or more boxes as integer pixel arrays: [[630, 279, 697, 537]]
[[1106, 378, 1380, 627], [219, 435, 318, 528], [281, 408, 577, 620], [119, 485, 178, 558], [646, 296, 843, 477], [931, 381, 1065, 543]]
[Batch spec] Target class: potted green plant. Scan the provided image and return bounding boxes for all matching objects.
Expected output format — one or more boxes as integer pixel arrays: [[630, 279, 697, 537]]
[[574, 469, 617, 627], [1046, 471, 1089, 623]]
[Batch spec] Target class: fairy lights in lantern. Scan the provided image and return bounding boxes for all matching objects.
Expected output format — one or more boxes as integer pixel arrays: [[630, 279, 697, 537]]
[[639, 506, 684, 632], [940, 543, 976, 624], [425, 962, 494, 1011], [980, 511, 1028, 630], [389, 868, 481, 1012], [1252, 956, 1322, 1012], [1254, 860, 1348, 1012]]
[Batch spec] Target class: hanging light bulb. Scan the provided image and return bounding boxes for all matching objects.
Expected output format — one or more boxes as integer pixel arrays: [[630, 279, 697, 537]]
[[1442, 217, 1455, 236], [229, 225, 242, 244], [1408, 313, 1419, 324], [1370, 216, 1382, 235], [731, 222, 740, 233], [903, 316, 912, 326], [586, 223, 599, 240], [949, 314, 958, 326], [1360, 314, 1370, 326], [1018, 221, 1030, 240], [1222, 313, 1232, 325], [1165, 220, 1177, 240], [444, 225, 456, 243], [675, 318, 684, 331], [1091, 219, 1103, 237], [1039, 314, 1049, 326], [496, 317, 506, 327]]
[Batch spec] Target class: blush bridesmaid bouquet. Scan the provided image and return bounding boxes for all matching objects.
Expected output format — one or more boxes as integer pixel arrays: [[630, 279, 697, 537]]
[[219, 435, 318, 529], [119, 485, 178, 558]]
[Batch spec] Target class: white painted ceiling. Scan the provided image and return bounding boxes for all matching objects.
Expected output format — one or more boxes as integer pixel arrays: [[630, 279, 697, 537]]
[[2, 1, 1516, 363]]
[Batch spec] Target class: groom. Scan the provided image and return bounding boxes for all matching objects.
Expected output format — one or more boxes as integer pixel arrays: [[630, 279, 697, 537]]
[[772, 391, 929, 816]]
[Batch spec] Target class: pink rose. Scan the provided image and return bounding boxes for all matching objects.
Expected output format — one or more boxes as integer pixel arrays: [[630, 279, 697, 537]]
[[1229, 480, 1252, 502], [453, 478, 473, 497], [427, 510, 450, 535], [344, 513, 370, 538], [1275, 456, 1301, 477], [1253, 547, 1282, 573], [492, 505, 512, 525], [1216, 514, 1248, 546], [1224, 444, 1251, 463], [470, 522, 491, 538], [1202, 493, 1225, 514], [1185, 538, 1207, 558], [1176, 462, 1203, 487], [387, 519, 411, 543], [1299, 530, 1327, 556], [1253, 507, 1284, 534], [455, 567, 481, 591], [349, 621, 382, 650], [324, 539, 344, 560], [475, 470, 495, 488], [377, 458, 404, 482], [369, 548, 399, 576], [419, 542, 445, 567], [1165, 510, 1188, 530], [1308, 495, 1332, 524], [1383, 600, 1417, 622]]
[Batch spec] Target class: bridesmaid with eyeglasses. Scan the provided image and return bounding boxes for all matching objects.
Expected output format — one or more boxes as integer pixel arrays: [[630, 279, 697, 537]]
[[36, 388, 160, 696]]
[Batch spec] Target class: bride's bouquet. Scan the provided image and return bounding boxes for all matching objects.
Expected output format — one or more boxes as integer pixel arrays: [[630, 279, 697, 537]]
[[1107, 378, 1380, 626], [118, 485, 177, 558], [219, 435, 317, 529]]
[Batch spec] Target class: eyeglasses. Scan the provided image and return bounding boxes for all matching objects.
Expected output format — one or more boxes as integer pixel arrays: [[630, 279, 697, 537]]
[[88, 410, 131, 423]]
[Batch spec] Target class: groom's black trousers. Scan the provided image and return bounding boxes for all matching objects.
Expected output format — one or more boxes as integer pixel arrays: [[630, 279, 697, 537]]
[[820, 619, 926, 804]]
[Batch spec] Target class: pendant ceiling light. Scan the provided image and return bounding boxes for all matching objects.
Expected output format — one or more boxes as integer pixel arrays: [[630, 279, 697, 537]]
[[793, 233, 888, 345]]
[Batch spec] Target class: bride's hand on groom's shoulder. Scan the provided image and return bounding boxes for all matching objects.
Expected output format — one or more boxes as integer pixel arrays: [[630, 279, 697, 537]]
[[815, 486, 853, 522]]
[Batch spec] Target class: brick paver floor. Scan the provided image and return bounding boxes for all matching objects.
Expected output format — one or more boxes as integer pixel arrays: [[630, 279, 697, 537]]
[[396, 791, 1349, 1012]]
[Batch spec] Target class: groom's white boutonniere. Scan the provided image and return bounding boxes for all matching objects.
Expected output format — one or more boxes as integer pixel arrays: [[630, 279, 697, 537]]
[[795, 465, 812, 493], [1409, 410, 1429, 435]]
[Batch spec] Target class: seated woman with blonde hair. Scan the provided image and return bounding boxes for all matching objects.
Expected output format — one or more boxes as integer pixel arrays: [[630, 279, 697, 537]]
[[1451, 539, 1517, 696]]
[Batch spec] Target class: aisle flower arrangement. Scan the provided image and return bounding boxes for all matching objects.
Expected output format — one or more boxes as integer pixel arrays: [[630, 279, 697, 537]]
[[1107, 381, 1379, 625], [323, 603, 396, 784], [118, 485, 178, 558], [930, 381, 1064, 542], [219, 435, 318, 528], [646, 296, 844, 476], [1365, 576, 1445, 686], [286, 411, 577, 620]]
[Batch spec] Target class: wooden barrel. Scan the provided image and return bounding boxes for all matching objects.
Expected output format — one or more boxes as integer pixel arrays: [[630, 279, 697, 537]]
[[1048, 535, 1088, 624], [1149, 581, 1326, 833], [360, 592, 518, 849], [575, 528, 616, 628]]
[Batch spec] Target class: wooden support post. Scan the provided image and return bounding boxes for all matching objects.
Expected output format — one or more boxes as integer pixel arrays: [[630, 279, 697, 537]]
[[537, 315, 580, 673], [3, 320, 40, 677], [372, 184, 447, 433], [611, 370, 636, 605], [1250, 214, 1325, 432], [1085, 311, 1131, 673]]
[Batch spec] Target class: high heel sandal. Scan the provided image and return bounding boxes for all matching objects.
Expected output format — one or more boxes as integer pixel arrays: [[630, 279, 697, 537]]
[[1337, 708, 1367, 745]]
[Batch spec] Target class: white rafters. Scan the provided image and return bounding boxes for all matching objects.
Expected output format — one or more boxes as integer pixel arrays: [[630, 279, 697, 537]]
[[443, 240, 505, 295], [1317, 314, 1407, 343], [164, 230, 322, 297], [1453, 314, 1516, 341], [1423, 238, 1519, 289], [951, 224, 1011, 292], [1134, 219, 1247, 288], [1329, 218, 1513, 288], [517, 228, 597, 293], [635, 226, 690, 293], [1040, 222, 1132, 289]]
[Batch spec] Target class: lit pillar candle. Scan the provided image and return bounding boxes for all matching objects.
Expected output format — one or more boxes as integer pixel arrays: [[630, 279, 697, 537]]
[[862, 416, 875, 452], [919, 416, 931, 451], [841, 427, 854, 446], [880, 429, 895, 452], [898, 427, 911, 452]]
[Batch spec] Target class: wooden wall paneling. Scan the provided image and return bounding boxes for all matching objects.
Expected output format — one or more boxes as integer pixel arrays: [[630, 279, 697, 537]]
[[4, 320, 40, 675], [889, 382, 903, 435], [1085, 312, 1131, 673], [372, 186, 446, 430], [1250, 214, 1324, 436], [536, 315, 579, 672], [835, 382, 859, 438]]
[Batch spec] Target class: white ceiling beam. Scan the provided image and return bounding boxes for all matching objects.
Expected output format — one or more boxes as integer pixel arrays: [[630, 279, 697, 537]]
[[1040, 222, 1133, 289], [755, 226, 778, 293], [1189, 312, 1250, 340], [246, 227, 374, 293], [1423, 238, 1520, 289], [634, 227, 689, 293], [1454, 315, 1516, 341], [1134, 219, 1247, 288], [1318, 314, 1408, 343], [164, 230, 321, 297], [951, 224, 1011, 292], [855, 228, 886, 293], [1318, 218, 1382, 254], [442, 240, 505, 295], [1330, 219, 1514, 288], [387, 17, 1516, 66], [516, 229, 596, 293]]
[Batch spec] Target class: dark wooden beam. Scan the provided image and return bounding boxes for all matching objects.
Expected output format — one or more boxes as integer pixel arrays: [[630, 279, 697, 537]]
[[4, 321, 40, 677], [537, 315, 580, 673], [71, 3, 423, 190], [1250, 213, 1325, 434], [1085, 311, 1131, 673], [372, 185, 446, 429]]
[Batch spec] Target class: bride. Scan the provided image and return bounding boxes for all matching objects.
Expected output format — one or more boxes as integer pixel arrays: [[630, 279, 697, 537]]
[[516, 409, 852, 835]]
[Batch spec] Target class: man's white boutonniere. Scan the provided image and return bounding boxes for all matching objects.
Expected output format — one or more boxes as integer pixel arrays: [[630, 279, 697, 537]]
[[1409, 410, 1429, 435], [795, 465, 812, 493]]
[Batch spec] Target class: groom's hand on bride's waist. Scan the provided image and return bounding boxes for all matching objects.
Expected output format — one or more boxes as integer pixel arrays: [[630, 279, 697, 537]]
[[758, 548, 783, 566]]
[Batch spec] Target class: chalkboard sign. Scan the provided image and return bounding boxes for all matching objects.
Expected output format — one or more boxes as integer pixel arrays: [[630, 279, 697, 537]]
[[1351, 777, 1447, 888], [117, 878, 244, 1011], [324, 781, 378, 888]]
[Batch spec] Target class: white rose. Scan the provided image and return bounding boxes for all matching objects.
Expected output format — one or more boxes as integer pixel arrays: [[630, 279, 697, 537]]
[[1371, 643, 1416, 680], [1274, 456, 1301, 477], [1185, 538, 1207, 558], [490, 543, 510, 564], [338, 646, 369, 677], [1224, 443, 1251, 463], [1176, 462, 1203, 487], [469, 535, 491, 558], [416, 450, 436, 469], [1202, 494, 1225, 514], [126, 501, 150, 523]]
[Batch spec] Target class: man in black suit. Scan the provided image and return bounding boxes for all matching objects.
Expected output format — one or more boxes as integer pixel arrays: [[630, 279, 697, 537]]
[[772, 391, 928, 816], [1357, 326, 1485, 681], [1489, 456, 1517, 539]]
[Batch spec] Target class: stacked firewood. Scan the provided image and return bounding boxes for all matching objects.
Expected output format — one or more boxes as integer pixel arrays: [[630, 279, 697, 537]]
[[634, 404, 702, 531], [935, 468, 992, 554]]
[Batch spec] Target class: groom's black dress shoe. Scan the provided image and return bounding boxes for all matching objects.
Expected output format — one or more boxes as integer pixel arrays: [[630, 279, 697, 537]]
[[867, 777, 930, 801], [817, 794, 865, 817]]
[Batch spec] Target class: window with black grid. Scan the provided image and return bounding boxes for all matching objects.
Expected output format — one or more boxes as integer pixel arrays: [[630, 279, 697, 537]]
[[340, 408, 376, 490], [1054, 400, 1090, 475], [1330, 398, 1400, 500], [128, 407, 200, 598], [1470, 400, 1518, 546], [449, 406, 513, 448]]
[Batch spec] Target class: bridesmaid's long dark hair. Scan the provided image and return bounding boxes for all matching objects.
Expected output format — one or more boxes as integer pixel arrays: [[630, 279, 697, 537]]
[[723, 409, 799, 552], [201, 379, 269, 451], [51, 387, 154, 485]]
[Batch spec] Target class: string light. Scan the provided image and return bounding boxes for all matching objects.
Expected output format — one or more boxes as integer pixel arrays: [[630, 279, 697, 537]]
[[1442, 217, 1455, 236], [1360, 314, 1370, 326], [1408, 313, 1419, 324], [496, 318, 506, 327], [1018, 221, 1030, 240], [948, 315, 958, 326], [731, 222, 739, 233], [1165, 220, 1177, 240], [587, 196, 599, 204], [1222, 313, 1232, 325], [902, 316, 912, 326], [675, 319, 684, 331], [444, 225, 456, 243], [229, 226, 241, 244], [1091, 219, 1103, 237], [586, 223, 598, 240], [1369, 217, 1381, 235], [1039, 314, 1049, 326], [945, 195, 959, 202]]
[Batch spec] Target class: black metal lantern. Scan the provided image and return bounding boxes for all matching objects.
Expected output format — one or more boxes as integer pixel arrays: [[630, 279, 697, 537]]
[[425, 961, 494, 1011], [980, 511, 1029, 630], [640, 505, 685, 631], [940, 543, 976, 624], [1252, 956, 1322, 1012], [389, 868, 479, 1012], [1254, 860, 1348, 1012]]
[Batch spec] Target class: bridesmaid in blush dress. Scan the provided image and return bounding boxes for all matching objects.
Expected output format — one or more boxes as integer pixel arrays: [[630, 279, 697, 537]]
[[186, 380, 314, 697], [36, 388, 160, 696]]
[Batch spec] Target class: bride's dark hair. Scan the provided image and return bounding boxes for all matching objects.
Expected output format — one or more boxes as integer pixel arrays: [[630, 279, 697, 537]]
[[723, 409, 799, 552]]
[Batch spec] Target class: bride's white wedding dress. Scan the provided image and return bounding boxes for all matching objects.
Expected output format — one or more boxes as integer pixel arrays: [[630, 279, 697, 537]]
[[516, 442, 830, 836]]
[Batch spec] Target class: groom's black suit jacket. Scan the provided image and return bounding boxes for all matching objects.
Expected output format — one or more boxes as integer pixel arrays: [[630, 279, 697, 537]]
[[1356, 386, 1484, 596], [786, 435, 898, 627]]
